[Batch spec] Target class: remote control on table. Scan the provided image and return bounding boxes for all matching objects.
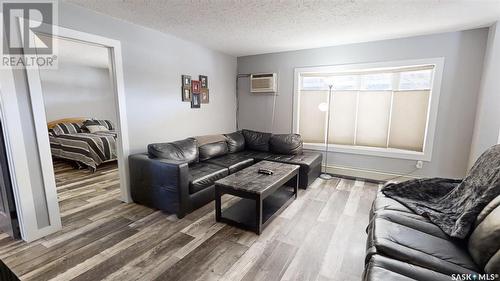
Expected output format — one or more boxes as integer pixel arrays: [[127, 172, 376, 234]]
[[258, 168, 274, 175]]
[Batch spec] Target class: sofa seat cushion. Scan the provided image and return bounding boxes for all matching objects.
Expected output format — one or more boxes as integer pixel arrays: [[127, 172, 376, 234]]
[[206, 154, 254, 173], [189, 163, 229, 194], [363, 255, 450, 281], [264, 151, 322, 173], [367, 216, 479, 275]]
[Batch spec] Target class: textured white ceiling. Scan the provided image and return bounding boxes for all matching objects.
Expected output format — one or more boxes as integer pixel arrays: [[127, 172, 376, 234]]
[[64, 0, 500, 57]]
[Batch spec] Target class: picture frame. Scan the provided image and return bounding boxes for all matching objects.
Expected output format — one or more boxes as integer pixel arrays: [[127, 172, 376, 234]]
[[191, 93, 201, 108], [200, 88, 209, 104], [182, 75, 191, 86], [191, 80, 201, 93], [199, 75, 208, 88], [182, 86, 191, 102]]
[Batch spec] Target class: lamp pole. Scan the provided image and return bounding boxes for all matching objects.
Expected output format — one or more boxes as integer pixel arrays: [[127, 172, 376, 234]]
[[319, 83, 334, 180]]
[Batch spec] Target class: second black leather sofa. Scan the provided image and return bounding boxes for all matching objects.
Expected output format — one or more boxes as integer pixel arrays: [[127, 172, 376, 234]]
[[363, 191, 500, 280]]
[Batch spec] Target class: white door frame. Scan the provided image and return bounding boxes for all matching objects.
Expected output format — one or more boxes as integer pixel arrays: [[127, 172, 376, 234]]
[[0, 12, 55, 242], [10, 21, 131, 241], [0, 66, 41, 242]]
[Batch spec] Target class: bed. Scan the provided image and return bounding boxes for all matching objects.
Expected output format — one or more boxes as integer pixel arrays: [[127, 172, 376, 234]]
[[48, 118, 118, 171]]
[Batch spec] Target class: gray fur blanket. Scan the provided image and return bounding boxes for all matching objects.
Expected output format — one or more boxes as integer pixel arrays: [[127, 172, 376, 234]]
[[382, 144, 500, 239]]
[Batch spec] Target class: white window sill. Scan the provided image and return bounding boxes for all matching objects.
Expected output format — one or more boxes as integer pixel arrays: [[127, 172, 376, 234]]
[[304, 142, 431, 161]]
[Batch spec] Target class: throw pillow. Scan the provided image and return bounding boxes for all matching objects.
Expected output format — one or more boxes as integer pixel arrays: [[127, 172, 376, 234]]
[[86, 125, 109, 133]]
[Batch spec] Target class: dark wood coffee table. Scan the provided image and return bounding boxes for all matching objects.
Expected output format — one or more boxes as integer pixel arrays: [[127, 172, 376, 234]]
[[215, 160, 299, 234]]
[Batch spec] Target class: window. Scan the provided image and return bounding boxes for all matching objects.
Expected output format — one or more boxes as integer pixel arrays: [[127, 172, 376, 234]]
[[294, 59, 443, 161]]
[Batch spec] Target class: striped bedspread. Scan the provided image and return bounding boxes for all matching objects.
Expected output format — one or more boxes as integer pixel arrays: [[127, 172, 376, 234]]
[[49, 131, 117, 170]]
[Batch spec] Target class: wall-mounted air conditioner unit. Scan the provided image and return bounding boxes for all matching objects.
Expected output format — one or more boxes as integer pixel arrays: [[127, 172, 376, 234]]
[[250, 73, 277, 93]]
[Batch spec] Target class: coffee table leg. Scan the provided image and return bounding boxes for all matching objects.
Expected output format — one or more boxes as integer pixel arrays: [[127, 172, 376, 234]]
[[255, 197, 262, 234], [294, 174, 299, 199], [215, 187, 222, 222]]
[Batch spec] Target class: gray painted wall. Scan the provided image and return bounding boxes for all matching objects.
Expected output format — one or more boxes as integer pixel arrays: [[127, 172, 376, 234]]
[[469, 22, 500, 167], [40, 42, 117, 124], [237, 29, 488, 179], [59, 3, 238, 153]]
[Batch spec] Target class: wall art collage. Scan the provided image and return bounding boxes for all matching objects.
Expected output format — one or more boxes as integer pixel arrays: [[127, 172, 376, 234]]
[[182, 74, 210, 108]]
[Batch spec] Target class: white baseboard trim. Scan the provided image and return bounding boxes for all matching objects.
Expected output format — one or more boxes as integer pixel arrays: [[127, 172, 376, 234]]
[[324, 165, 421, 182]]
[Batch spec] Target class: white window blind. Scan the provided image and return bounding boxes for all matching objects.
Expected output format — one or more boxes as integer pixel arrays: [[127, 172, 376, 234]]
[[329, 91, 356, 145], [356, 91, 392, 148], [299, 90, 327, 143], [298, 64, 434, 153]]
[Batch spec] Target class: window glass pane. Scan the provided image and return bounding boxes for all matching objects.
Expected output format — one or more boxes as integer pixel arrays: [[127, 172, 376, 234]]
[[329, 91, 356, 145], [399, 70, 432, 90], [360, 73, 393, 90], [333, 75, 358, 90], [301, 76, 327, 90], [356, 91, 392, 147], [389, 90, 430, 151], [299, 90, 327, 143]]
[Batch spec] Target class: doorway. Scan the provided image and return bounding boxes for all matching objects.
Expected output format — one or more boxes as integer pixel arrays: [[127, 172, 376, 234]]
[[37, 35, 122, 227]]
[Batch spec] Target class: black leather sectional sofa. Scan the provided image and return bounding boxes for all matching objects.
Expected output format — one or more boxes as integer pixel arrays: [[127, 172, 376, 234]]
[[364, 191, 500, 280], [129, 129, 322, 218]]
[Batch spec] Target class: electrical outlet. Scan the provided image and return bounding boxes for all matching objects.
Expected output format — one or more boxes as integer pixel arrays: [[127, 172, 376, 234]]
[[416, 161, 423, 169]]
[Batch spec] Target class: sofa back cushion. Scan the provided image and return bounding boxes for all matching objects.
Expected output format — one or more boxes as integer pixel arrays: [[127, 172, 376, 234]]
[[195, 134, 229, 161], [148, 138, 199, 163], [468, 196, 500, 273], [224, 131, 245, 153], [198, 142, 228, 161], [242, 129, 272, 152], [269, 134, 303, 155]]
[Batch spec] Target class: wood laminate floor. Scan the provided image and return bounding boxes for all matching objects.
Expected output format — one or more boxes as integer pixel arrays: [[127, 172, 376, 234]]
[[0, 160, 379, 281]]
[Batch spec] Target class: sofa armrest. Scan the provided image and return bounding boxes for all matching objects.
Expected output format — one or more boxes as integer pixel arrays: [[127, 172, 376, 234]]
[[129, 153, 191, 217]]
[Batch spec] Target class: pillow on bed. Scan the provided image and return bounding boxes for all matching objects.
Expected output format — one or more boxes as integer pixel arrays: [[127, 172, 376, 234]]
[[51, 122, 83, 136], [87, 125, 109, 133], [92, 119, 114, 130], [82, 120, 109, 133]]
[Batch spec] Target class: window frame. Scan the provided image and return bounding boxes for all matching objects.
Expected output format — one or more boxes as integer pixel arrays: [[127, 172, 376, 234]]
[[293, 58, 445, 161]]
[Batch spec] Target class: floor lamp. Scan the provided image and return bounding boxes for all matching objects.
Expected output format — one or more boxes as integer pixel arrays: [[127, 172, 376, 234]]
[[319, 82, 334, 180]]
